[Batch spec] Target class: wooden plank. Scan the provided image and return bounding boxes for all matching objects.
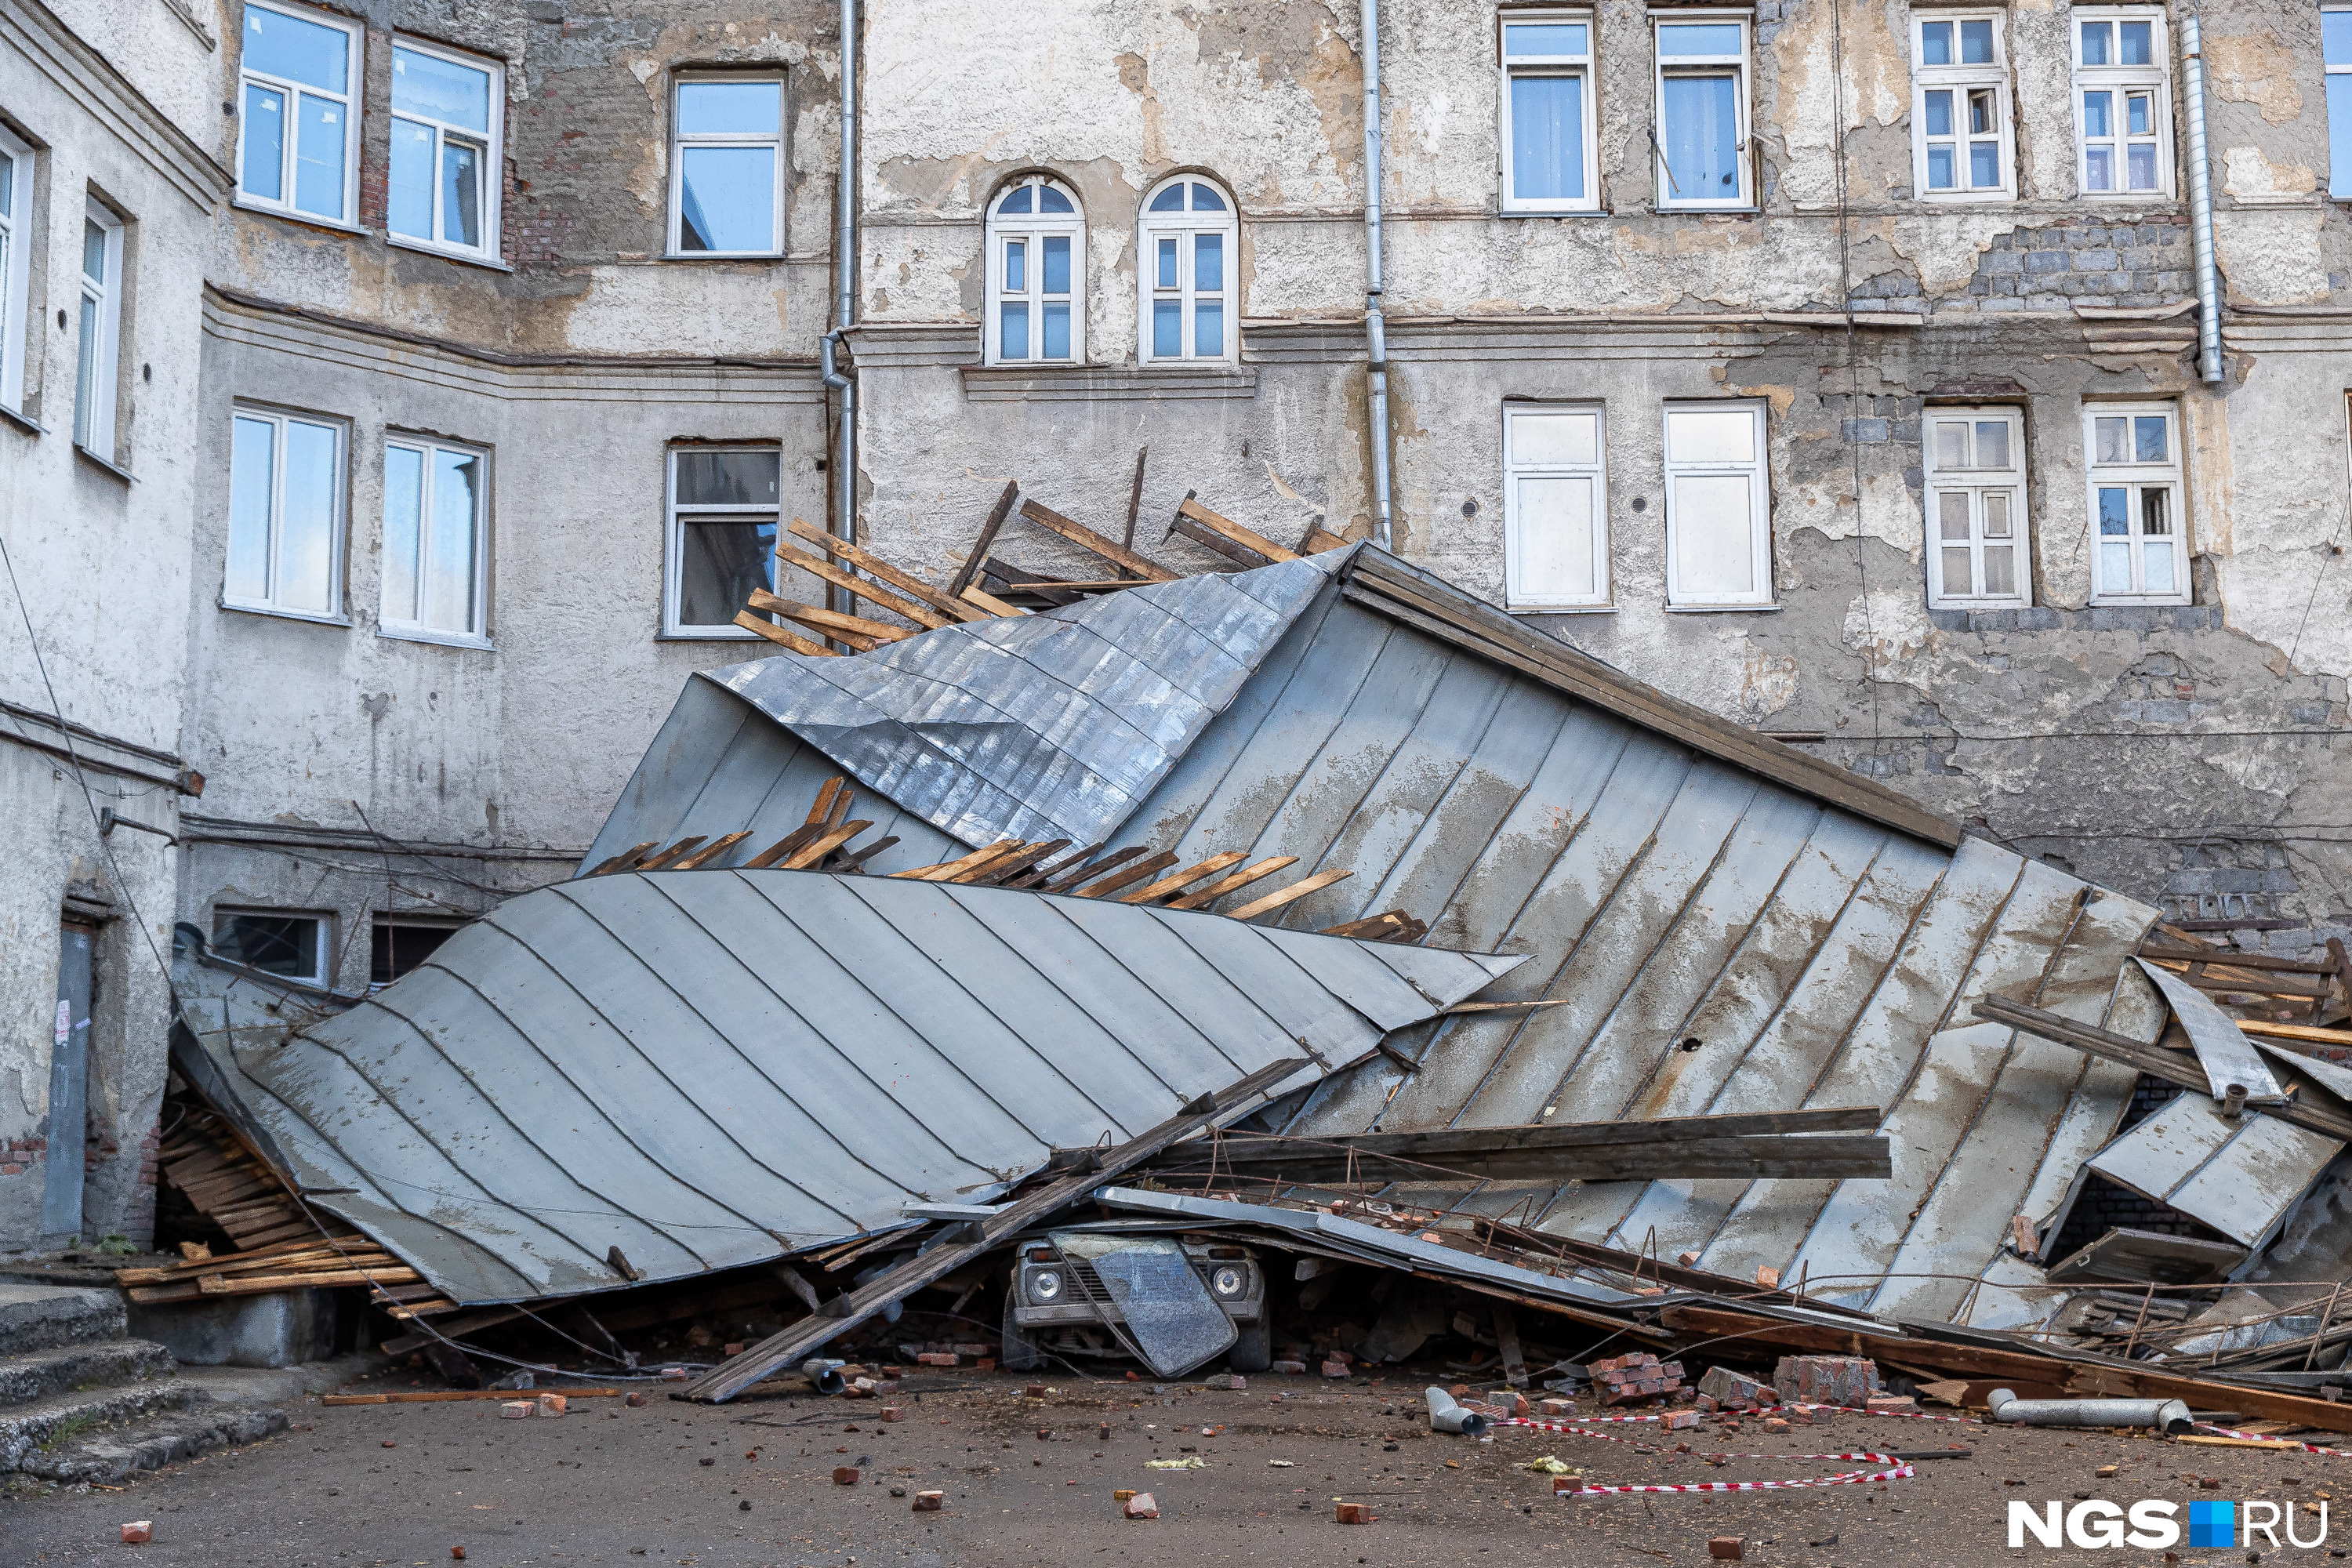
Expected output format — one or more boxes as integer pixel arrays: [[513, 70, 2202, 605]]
[[2240, 1019, 2352, 1047], [1178, 494, 1298, 563], [778, 821, 873, 871], [1005, 842, 1103, 889], [672, 832, 753, 870], [973, 839, 1071, 886], [2140, 942, 2339, 975], [677, 1056, 1316, 1402], [949, 481, 1019, 594], [1004, 580, 1149, 593], [1150, 1133, 1893, 1183], [742, 823, 825, 869], [1123, 447, 1148, 551], [1116, 851, 1250, 905], [834, 836, 898, 872], [960, 584, 1025, 618], [131, 1266, 422, 1302], [1166, 857, 1298, 911], [786, 518, 989, 624], [1493, 1301, 1528, 1389], [585, 842, 657, 877], [749, 590, 912, 647], [323, 1389, 622, 1406], [1225, 868, 1353, 921], [775, 540, 954, 630], [731, 610, 839, 658], [1301, 525, 1352, 555], [633, 837, 708, 871], [1071, 851, 1179, 899], [1040, 846, 1145, 894], [1169, 509, 1269, 570], [807, 776, 845, 826], [982, 557, 1084, 607], [889, 839, 1025, 882], [1018, 499, 1178, 582]]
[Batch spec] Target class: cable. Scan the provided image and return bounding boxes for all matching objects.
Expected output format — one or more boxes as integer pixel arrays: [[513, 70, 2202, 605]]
[[1826, 0, 1886, 768]]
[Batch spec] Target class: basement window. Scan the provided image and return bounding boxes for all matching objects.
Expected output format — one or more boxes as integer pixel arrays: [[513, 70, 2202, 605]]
[[666, 445, 780, 637], [1138, 174, 1238, 364], [1500, 10, 1600, 214], [226, 404, 347, 621], [1652, 13, 1751, 209], [1923, 406, 2028, 610], [2084, 401, 2188, 604], [380, 434, 491, 647], [236, 1, 362, 226], [371, 916, 463, 987], [2072, 10, 2171, 197], [389, 38, 503, 262], [2327, 9, 2352, 199], [1910, 13, 2013, 200], [669, 75, 785, 256], [1661, 400, 1772, 608], [213, 909, 331, 986], [1503, 403, 1610, 609], [985, 174, 1084, 365]]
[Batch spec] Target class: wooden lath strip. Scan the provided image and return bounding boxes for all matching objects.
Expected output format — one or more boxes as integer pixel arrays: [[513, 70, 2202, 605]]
[[1071, 850, 1178, 899], [584, 842, 656, 877], [1040, 845, 1144, 894], [775, 539, 954, 630], [672, 832, 753, 869], [1225, 867, 1353, 922], [749, 590, 913, 648], [743, 823, 824, 869], [1018, 499, 1178, 582], [633, 836, 709, 871], [732, 610, 840, 657], [1176, 494, 1298, 563], [1165, 856, 1298, 910], [972, 838, 1071, 886], [786, 519, 990, 624], [1116, 850, 1250, 904], [1004, 841, 1102, 889], [960, 584, 1025, 618], [889, 839, 1025, 882], [778, 821, 873, 870], [949, 481, 1020, 595]]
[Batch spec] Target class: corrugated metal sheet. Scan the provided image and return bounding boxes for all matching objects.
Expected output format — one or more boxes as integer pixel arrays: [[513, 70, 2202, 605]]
[[2086, 1093, 2343, 1249], [2136, 957, 2285, 1102], [183, 868, 1520, 1305]]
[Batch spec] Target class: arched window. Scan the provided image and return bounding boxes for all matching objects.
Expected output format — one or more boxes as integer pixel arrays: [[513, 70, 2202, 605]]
[[985, 175, 1083, 365], [1138, 174, 1236, 365]]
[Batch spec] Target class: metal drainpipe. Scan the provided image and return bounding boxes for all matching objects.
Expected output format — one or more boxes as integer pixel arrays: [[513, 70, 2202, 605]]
[[2182, 15, 2223, 385], [821, 0, 859, 611], [1361, 0, 1395, 551]]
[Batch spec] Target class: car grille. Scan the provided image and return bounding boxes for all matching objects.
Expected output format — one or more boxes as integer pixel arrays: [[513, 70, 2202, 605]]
[[1064, 1258, 1115, 1307]]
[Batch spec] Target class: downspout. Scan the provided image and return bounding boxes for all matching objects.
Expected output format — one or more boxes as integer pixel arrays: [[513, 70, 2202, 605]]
[[821, 0, 859, 608], [1361, 0, 1395, 550], [2181, 15, 2223, 385]]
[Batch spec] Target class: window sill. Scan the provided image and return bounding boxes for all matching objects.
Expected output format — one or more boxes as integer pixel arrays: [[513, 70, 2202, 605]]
[[1664, 601, 1782, 613], [1928, 599, 2031, 615], [961, 363, 1258, 402], [378, 624, 495, 652], [231, 198, 365, 238], [2087, 597, 2193, 609], [74, 444, 134, 485], [385, 234, 514, 273], [0, 401, 43, 437], [220, 599, 351, 629], [1650, 205, 1762, 216], [657, 627, 765, 641], [1498, 206, 1610, 220], [1911, 191, 2018, 205], [660, 250, 786, 262], [1510, 603, 1617, 615]]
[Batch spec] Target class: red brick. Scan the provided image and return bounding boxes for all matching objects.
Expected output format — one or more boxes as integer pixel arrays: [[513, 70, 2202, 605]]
[[1124, 1491, 1159, 1519], [1336, 1501, 1375, 1524], [911, 1490, 943, 1511], [833, 1467, 862, 1486], [1709, 1537, 1744, 1560], [121, 1522, 153, 1544]]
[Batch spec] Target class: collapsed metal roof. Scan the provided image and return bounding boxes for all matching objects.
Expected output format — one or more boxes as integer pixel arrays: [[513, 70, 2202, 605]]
[[180, 869, 1520, 1305]]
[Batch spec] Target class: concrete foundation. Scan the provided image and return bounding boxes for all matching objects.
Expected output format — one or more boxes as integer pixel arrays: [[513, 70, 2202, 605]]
[[129, 1290, 337, 1370]]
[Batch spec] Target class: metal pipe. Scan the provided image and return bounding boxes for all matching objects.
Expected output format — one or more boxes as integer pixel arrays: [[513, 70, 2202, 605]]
[[1425, 1385, 1491, 1436], [822, 0, 860, 608], [1987, 1388, 2194, 1436], [1360, 0, 1394, 551], [2181, 16, 2224, 384]]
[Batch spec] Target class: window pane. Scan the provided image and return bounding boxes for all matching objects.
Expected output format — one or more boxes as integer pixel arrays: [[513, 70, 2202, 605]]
[[1659, 23, 1742, 56], [214, 913, 321, 978], [1924, 89, 1952, 138], [998, 184, 1033, 215], [1041, 301, 1070, 360], [73, 295, 96, 446], [1511, 74, 1586, 201], [245, 6, 347, 92], [383, 445, 423, 622], [678, 146, 775, 251], [279, 419, 339, 614], [389, 118, 434, 238], [1668, 408, 1755, 463], [1152, 299, 1180, 358], [1189, 183, 1226, 211], [441, 139, 481, 248], [426, 449, 480, 632], [227, 416, 276, 604], [2082, 91, 2111, 139], [673, 450, 780, 506], [1041, 234, 1070, 295], [2081, 21, 2111, 65], [2100, 540, 2133, 591], [677, 81, 780, 136], [2097, 486, 2129, 535], [1671, 474, 1756, 597], [1, 154, 12, 211], [296, 93, 347, 218], [1973, 420, 2010, 470], [2140, 487, 2171, 535], [1512, 411, 1598, 466], [2330, 78, 2352, 198], [1982, 543, 2016, 596], [372, 922, 456, 985], [393, 46, 491, 132], [1001, 302, 1028, 359], [2134, 416, 2167, 463], [1504, 23, 1587, 56], [1661, 74, 1740, 199], [1194, 300, 1222, 358], [1515, 476, 1596, 598], [2094, 416, 2128, 463], [2329, 12, 2352, 65], [2127, 94, 2152, 136], [2127, 143, 2157, 190], [2119, 21, 2152, 66], [1194, 232, 1222, 292], [2142, 539, 2174, 593], [1037, 185, 1074, 213], [1969, 89, 1996, 136], [1960, 20, 1993, 64], [242, 83, 287, 200], [1004, 238, 1025, 293], [1927, 144, 1955, 190], [1920, 21, 1951, 66], [82, 218, 106, 283], [1969, 140, 2000, 188], [1983, 490, 2013, 537], [2085, 144, 2114, 191], [1156, 237, 1176, 290], [1941, 546, 1974, 596], [1937, 491, 1971, 541], [1147, 183, 1185, 212], [679, 517, 775, 626]]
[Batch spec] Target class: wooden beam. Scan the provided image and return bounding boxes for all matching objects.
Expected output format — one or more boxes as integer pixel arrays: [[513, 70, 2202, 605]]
[[676, 1055, 1316, 1402], [949, 481, 1020, 595], [2140, 942, 2342, 975], [775, 540, 954, 630], [960, 584, 1026, 618], [1178, 494, 1298, 563], [732, 610, 838, 657], [1123, 446, 1148, 552], [1169, 508, 1270, 570], [750, 590, 913, 647], [1116, 851, 1251, 904], [786, 519, 989, 624], [778, 821, 873, 871], [1004, 579, 1149, 593], [1300, 524, 1352, 555], [1167, 857, 1299, 910], [1225, 868, 1353, 921], [1018, 499, 1178, 582], [2241, 1019, 2352, 1047], [1149, 1133, 1892, 1184]]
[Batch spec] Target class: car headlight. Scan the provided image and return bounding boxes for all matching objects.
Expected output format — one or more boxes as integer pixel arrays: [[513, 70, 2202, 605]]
[[1210, 1265, 1247, 1298], [1028, 1269, 1063, 1303]]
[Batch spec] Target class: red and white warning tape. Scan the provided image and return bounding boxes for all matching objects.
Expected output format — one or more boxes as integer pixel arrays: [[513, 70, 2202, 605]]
[[2190, 1423, 2352, 1457], [1491, 1404, 1975, 1497]]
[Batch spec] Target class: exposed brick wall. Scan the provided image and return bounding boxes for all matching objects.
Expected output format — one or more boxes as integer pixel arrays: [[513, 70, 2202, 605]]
[[1967, 219, 2194, 311], [2, 1136, 45, 1178]]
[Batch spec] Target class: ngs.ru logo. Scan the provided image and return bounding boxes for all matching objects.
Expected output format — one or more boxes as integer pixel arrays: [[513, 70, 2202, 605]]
[[2010, 1497, 2332, 1550]]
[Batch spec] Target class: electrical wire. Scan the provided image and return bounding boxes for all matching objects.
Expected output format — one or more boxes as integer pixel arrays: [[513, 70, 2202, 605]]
[[1826, 0, 1886, 768]]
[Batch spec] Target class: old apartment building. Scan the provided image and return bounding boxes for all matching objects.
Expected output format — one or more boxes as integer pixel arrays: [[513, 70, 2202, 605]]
[[2, 0, 2348, 1255]]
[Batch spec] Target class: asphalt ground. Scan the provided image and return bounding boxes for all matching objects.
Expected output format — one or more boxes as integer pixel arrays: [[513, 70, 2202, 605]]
[[7, 1363, 2349, 1566]]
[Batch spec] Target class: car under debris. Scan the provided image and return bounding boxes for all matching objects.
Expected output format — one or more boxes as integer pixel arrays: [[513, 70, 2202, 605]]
[[1004, 1228, 1271, 1377]]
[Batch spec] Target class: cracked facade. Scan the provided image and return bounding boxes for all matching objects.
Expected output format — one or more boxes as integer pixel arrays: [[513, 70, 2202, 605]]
[[2, 0, 2348, 1255]]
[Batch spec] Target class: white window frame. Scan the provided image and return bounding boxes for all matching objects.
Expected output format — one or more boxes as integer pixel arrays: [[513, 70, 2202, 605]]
[[225, 403, 348, 622], [235, 0, 363, 227], [1137, 173, 1238, 365], [663, 445, 781, 638], [1910, 12, 2014, 201], [666, 72, 786, 258], [1499, 9, 1602, 215], [1651, 10, 1753, 211], [388, 35, 504, 263], [2083, 401, 2188, 605], [1661, 399, 1773, 608], [1503, 403, 1611, 609], [73, 199, 124, 457], [379, 432, 492, 648], [0, 125, 31, 415], [1922, 405, 2029, 610], [2071, 9, 2172, 199], [2328, 8, 2352, 201], [983, 173, 1085, 366], [211, 907, 334, 988]]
